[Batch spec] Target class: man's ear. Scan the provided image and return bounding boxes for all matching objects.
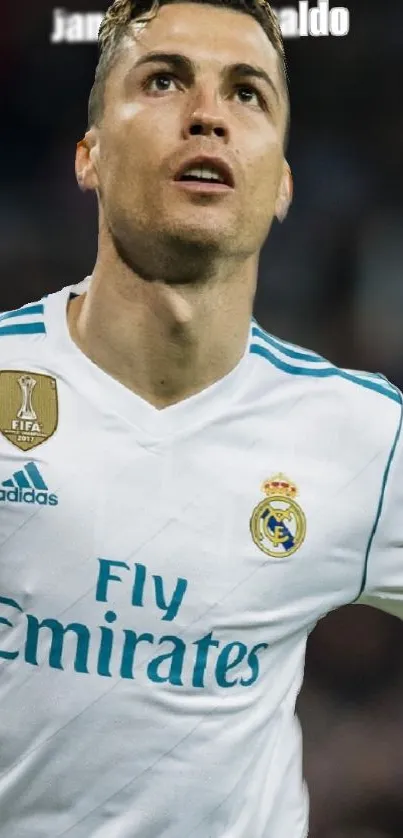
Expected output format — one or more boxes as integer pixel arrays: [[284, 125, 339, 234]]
[[275, 163, 293, 223], [75, 129, 99, 192]]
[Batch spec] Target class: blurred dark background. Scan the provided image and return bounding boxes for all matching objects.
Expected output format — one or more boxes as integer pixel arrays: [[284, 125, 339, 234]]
[[2, 1, 403, 835]]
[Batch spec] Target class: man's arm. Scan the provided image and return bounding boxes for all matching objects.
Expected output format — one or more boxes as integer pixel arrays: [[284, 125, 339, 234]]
[[355, 397, 403, 619]]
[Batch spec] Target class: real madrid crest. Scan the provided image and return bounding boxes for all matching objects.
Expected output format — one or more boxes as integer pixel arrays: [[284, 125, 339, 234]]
[[0, 370, 58, 451], [250, 473, 306, 558]]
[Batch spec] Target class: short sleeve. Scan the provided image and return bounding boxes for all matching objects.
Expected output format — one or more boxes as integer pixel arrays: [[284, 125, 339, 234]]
[[356, 399, 403, 619]]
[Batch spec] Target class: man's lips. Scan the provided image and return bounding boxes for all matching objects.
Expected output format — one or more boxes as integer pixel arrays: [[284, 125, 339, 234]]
[[172, 180, 233, 193]]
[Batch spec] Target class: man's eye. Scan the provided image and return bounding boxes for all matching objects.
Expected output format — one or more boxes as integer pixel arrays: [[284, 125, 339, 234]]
[[144, 72, 177, 92], [235, 85, 263, 107]]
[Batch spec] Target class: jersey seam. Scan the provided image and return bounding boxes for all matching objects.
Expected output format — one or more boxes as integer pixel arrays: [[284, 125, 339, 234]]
[[352, 386, 403, 602]]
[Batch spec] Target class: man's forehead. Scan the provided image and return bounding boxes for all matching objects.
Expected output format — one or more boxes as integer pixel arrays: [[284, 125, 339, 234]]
[[118, 3, 279, 77]]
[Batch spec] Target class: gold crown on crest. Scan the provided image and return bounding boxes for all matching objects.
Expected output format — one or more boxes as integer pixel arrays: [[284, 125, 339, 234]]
[[261, 473, 297, 498]]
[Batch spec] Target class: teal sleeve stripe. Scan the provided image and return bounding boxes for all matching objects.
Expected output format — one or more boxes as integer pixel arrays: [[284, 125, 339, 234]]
[[353, 388, 403, 600], [252, 324, 397, 390], [0, 304, 44, 323], [252, 325, 324, 363], [250, 344, 401, 402], [0, 323, 46, 336]]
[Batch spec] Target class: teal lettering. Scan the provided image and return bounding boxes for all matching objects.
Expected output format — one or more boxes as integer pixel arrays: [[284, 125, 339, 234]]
[[96, 559, 130, 602], [216, 641, 248, 687], [2, 584, 268, 690], [192, 632, 220, 687], [153, 574, 188, 621], [97, 610, 117, 677], [120, 630, 154, 679], [240, 642, 269, 686], [131, 563, 146, 607], [0, 595, 23, 660], [25, 616, 90, 673], [147, 635, 185, 685]]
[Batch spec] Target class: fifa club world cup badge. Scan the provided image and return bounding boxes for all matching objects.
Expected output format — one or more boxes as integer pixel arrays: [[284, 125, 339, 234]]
[[250, 473, 306, 558], [0, 371, 58, 451]]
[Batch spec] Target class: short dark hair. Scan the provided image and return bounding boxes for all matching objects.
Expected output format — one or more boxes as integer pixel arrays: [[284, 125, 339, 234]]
[[88, 0, 290, 150]]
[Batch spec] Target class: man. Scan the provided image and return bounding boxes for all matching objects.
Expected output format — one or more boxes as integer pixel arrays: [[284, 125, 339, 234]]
[[0, 0, 401, 836]]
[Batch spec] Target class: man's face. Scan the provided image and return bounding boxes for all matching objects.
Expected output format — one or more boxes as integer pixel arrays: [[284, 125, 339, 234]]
[[82, 2, 291, 274]]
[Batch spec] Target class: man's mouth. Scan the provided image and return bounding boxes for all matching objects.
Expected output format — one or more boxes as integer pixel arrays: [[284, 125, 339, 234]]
[[173, 156, 235, 188]]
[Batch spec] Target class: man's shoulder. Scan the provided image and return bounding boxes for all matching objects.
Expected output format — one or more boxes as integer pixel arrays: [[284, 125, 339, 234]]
[[0, 295, 48, 361], [250, 320, 402, 441]]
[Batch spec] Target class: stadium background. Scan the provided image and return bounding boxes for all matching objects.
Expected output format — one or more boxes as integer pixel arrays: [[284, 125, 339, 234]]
[[2, 0, 403, 835]]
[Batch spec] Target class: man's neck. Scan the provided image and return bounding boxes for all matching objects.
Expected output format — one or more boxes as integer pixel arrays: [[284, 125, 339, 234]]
[[67, 261, 256, 409]]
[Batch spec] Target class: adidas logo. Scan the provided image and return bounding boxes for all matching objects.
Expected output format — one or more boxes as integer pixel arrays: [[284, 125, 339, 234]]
[[0, 462, 58, 506]]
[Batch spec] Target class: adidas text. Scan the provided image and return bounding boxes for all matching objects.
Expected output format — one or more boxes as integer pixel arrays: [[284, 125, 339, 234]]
[[0, 487, 58, 506]]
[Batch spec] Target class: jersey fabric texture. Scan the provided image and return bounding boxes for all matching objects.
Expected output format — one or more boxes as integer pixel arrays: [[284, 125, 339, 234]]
[[0, 276, 402, 838]]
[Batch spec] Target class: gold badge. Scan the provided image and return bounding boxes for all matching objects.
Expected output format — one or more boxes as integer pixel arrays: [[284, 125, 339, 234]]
[[0, 371, 58, 451], [250, 473, 306, 558]]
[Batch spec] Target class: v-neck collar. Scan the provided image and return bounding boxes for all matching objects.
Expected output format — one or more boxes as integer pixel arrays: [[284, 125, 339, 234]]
[[43, 278, 255, 442]]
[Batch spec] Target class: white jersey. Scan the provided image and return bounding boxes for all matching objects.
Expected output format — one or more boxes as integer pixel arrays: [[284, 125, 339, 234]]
[[0, 277, 402, 838]]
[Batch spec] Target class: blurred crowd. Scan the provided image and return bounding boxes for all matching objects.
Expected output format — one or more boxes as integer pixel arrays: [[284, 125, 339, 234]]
[[2, 0, 403, 835]]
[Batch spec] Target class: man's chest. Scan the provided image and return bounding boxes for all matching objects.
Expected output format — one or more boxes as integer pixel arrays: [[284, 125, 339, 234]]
[[0, 409, 381, 655]]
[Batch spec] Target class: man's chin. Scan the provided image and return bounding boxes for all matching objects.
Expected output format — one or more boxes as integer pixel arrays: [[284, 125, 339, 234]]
[[169, 223, 227, 246], [110, 224, 228, 283], [164, 207, 234, 244]]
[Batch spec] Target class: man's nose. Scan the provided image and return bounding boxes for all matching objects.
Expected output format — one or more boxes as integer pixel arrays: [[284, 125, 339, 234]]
[[183, 86, 230, 139]]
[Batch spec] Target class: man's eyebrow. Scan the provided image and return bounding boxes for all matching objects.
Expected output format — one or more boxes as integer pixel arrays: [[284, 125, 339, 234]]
[[128, 51, 280, 104]]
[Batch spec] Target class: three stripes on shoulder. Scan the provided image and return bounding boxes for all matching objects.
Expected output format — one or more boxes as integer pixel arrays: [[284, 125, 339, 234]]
[[251, 322, 401, 403], [0, 303, 46, 336]]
